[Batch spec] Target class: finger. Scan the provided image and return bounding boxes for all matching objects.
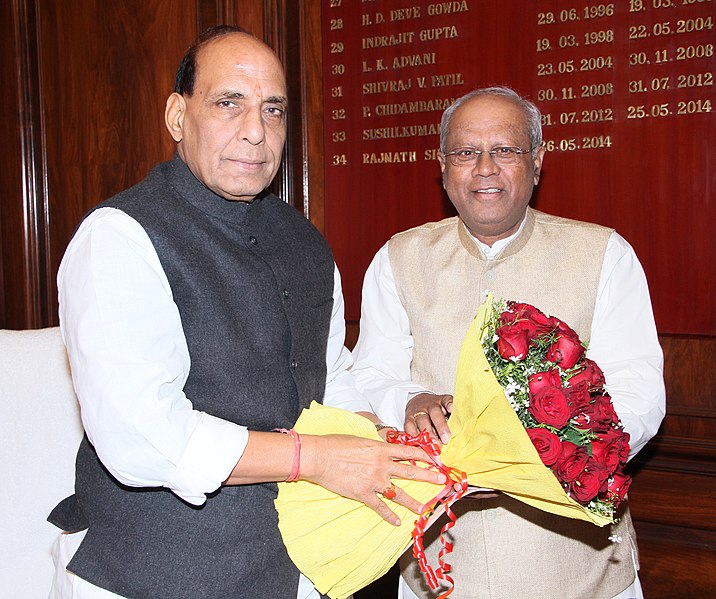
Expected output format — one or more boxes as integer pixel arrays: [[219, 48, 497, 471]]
[[389, 485, 424, 515], [426, 406, 451, 445], [412, 410, 433, 432], [412, 410, 445, 445], [403, 413, 420, 436], [404, 410, 436, 440], [441, 396, 454, 414], [391, 459, 447, 486], [364, 494, 401, 526]]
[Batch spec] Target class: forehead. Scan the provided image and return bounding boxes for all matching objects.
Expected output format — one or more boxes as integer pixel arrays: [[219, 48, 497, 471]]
[[194, 34, 287, 97], [448, 95, 529, 143]]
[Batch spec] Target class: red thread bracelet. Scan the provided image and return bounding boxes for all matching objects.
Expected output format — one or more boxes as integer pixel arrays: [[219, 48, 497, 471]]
[[276, 428, 302, 482]]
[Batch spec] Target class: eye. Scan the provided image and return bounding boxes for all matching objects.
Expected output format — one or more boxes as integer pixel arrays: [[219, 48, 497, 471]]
[[217, 99, 238, 109], [457, 148, 476, 158], [265, 105, 285, 117], [493, 146, 516, 156]]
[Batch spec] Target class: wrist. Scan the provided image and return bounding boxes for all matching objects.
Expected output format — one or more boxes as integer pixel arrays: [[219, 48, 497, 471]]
[[294, 434, 322, 482], [276, 428, 302, 482], [375, 422, 398, 441]]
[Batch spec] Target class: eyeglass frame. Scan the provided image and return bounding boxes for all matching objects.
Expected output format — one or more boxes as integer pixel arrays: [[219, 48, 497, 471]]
[[442, 144, 539, 167]]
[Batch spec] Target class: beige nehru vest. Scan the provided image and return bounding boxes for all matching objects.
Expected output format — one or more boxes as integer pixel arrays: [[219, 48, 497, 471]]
[[390, 208, 637, 599]]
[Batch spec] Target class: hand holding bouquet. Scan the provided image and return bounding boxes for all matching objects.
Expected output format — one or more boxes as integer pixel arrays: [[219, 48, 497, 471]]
[[274, 296, 632, 598]]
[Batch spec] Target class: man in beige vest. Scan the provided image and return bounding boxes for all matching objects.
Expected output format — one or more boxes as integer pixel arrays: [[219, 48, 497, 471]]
[[351, 87, 665, 599]]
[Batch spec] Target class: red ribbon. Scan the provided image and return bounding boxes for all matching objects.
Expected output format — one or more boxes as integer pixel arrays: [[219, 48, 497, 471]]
[[386, 430, 468, 598]]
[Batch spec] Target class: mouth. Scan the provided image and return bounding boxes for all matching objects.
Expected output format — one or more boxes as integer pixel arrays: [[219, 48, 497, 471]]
[[473, 187, 503, 195], [225, 158, 265, 171]]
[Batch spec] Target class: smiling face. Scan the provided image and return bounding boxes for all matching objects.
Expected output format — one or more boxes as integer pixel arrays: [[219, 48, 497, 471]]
[[165, 33, 287, 201], [438, 94, 546, 245]]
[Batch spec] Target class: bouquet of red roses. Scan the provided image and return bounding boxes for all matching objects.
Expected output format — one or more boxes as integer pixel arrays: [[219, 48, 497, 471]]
[[481, 299, 632, 519], [273, 297, 631, 598]]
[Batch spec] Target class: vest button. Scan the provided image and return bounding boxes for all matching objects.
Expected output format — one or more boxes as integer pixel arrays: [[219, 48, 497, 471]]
[[283, 289, 290, 298], [249, 235, 258, 245], [290, 359, 298, 371]]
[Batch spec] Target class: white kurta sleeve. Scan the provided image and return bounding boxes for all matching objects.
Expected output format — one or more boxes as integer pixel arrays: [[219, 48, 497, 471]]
[[350, 244, 433, 428], [58, 208, 248, 506], [322, 265, 373, 413], [587, 232, 666, 458]]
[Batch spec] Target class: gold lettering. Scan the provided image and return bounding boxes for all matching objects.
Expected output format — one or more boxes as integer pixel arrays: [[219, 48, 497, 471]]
[[362, 123, 440, 141], [363, 79, 413, 95], [427, 1, 469, 16], [390, 6, 421, 21], [362, 31, 416, 49], [419, 26, 458, 42], [392, 52, 437, 69], [375, 98, 455, 116], [364, 59, 389, 72], [362, 151, 418, 164], [431, 72, 465, 87], [424, 148, 440, 161]]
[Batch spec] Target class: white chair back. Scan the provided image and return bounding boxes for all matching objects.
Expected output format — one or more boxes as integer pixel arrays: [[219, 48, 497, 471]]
[[0, 327, 83, 598]]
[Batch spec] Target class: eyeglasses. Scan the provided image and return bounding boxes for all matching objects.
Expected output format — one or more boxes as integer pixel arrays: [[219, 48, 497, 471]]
[[443, 146, 533, 167]]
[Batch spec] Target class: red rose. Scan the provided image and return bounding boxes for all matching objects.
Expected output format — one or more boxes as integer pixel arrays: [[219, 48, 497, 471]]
[[565, 380, 592, 415], [529, 386, 571, 428], [568, 358, 605, 391], [526, 428, 562, 466], [600, 427, 631, 464], [496, 324, 530, 360], [572, 394, 620, 432], [555, 441, 589, 482], [528, 369, 562, 397], [604, 472, 632, 507], [507, 302, 557, 338], [591, 435, 622, 475], [591, 394, 620, 431], [569, 458, 609, 503], [546, 326, 585, 369], [572, 404, 597, 431]]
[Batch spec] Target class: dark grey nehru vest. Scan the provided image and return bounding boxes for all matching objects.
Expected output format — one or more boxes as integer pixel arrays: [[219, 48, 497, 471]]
[[49, 156, 334, 598]]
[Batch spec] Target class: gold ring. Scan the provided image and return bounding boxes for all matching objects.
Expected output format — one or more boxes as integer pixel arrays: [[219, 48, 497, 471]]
[[412, 410, 429, 420], [381, 483, 397, 500]]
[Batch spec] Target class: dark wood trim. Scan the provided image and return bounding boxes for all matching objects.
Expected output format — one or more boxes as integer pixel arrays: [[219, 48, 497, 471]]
[[299, 0, 325, 232], [264, 0, 295, 211], [10, 0, 52, 328], [263, 0, 325, 230]]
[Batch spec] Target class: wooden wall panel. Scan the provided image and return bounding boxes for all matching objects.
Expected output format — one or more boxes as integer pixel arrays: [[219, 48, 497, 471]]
[[0, 0, 270, 330], [0, 0, 50, 328], [37, 0, 195, 332]]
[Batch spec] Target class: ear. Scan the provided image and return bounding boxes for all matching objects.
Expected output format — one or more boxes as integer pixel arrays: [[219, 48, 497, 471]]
[[437, 151, 448, 189], [532, 143, 546, 185], [165, 92, 186, 142], [437, 150, 447, 175]]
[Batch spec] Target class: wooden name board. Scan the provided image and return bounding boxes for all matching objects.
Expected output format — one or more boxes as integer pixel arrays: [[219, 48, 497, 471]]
[[322, 0, 715, 334]]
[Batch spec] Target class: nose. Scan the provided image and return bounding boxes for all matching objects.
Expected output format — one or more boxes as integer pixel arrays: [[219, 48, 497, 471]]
[[238, 105, 265, 145], [470, 151, 500, 177]]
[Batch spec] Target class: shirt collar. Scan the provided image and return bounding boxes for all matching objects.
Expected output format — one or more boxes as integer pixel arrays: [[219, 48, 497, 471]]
[[466, 215, 528, 259]]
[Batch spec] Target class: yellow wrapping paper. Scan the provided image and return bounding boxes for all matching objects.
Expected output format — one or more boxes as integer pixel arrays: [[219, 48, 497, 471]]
[[275, 297, 611, 599]]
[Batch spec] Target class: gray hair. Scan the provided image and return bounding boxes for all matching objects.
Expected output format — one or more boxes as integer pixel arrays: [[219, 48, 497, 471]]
[[439, 86, 543, 157]]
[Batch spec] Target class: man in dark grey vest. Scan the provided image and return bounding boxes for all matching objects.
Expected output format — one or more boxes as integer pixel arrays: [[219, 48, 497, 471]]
[[48, 26, 445, 599]]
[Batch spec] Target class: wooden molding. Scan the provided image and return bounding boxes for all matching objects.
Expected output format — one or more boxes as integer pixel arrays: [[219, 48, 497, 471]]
[[9, 0, 52, 328]]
